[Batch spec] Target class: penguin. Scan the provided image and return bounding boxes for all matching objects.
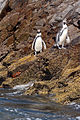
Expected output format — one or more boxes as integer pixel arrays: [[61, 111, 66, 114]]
[[55, 19, 70, 49], [32, 29, 46, 55]]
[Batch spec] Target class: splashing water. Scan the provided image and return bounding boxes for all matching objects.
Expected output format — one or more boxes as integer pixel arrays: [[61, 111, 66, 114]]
[[0, 86, 80, 120]]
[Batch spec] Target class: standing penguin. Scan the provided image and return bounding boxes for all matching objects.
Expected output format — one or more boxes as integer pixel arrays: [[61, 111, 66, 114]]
[[32, 29, 46, 55], [55, 19, 70, 49]]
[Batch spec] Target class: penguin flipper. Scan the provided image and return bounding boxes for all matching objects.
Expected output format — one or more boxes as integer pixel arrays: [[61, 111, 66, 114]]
[[66, 35, 71, 44], [32, 36, 36, 50], [42, 40, 46, 49]]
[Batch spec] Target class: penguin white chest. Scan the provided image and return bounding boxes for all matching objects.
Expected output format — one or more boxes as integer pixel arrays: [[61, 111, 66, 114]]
[[59, 29, 68, 45], [35, 37, 42, 51]]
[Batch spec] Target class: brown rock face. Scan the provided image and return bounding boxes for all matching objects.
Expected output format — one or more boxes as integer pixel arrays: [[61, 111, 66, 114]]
[[0, 0, 80, 104]]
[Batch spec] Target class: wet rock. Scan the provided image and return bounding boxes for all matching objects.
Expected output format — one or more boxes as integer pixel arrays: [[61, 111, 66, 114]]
[[2, 83, 11, 88], [0, 77, 5, 85]]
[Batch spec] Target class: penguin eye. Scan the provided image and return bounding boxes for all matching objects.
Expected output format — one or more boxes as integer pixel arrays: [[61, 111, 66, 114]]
[[63, 22, 66, 25]]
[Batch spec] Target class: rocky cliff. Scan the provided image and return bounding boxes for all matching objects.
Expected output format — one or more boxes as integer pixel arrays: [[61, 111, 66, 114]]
[[0, 0, 80, 104]]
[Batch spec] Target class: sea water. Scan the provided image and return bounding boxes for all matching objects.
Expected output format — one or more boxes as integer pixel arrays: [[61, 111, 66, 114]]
[[0, 87, 80, 120]]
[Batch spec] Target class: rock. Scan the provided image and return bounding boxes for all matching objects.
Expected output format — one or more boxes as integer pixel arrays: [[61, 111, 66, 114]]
[[55, 5, 73, 20], [36, 19, 46, 26], [73, 0, 80, 7], [49, 15, 56, 24], [0, 12, 19, 30], [0, 0, 8, 14], [76, 8, 80, 14], [1, 43, 79, 104], [0, 76, 5, 85], [5, 35, 14, 47], [0, 0, 12, 20]]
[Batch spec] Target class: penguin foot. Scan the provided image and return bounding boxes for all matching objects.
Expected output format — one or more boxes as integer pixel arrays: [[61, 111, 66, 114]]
[[58, 46, 62, 49], [62, 47, 66, 49], [54, 44, 57, 47]]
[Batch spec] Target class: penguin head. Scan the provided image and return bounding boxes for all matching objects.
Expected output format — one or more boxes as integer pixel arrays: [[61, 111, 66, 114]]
[[63, 18, 67, 25], [37, 29, 41, 36], [37, 29, 41, 33], [62, 18, 67, 28]]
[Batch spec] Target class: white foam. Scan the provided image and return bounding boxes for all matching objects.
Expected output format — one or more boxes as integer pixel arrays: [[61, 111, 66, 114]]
[[14, 118, 31, 120], [68, 102, 75, 105], [68, 102, 80, 110], [76, 116, 80, 120], [14, 118, 25, 120], [73, 103, 80, 110], [13, 82, 34, 91], [26, 118, 31, 120], [10, 109, 14, 112], [4, 108, 9, 111], [4, 107, 18, 113], [7, 91, 21, 95], [36, 118, 42, 120]]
